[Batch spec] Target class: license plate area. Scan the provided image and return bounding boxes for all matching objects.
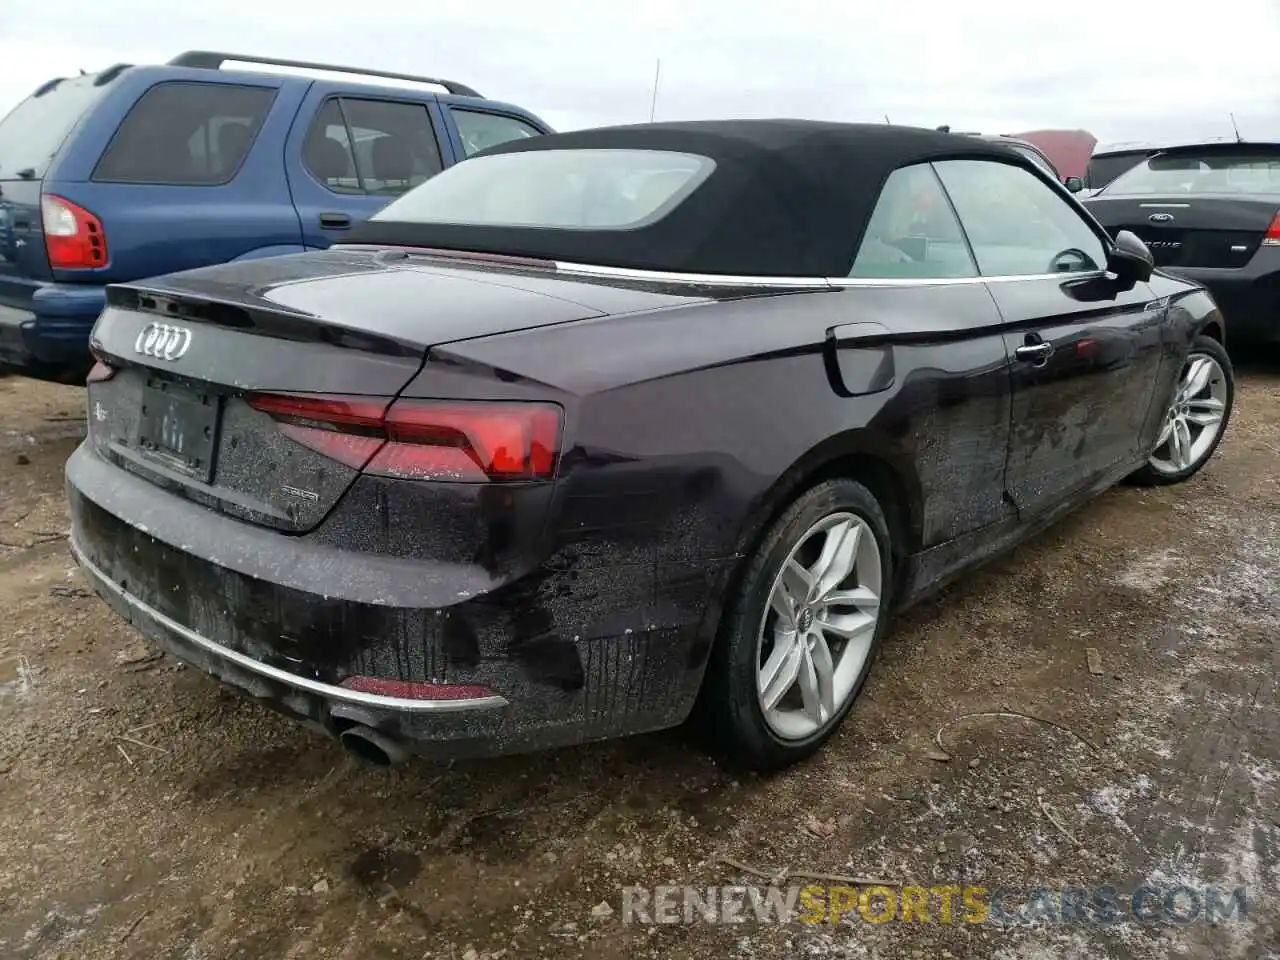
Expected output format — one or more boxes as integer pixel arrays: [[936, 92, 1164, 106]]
[[137, 376, 221, 483]]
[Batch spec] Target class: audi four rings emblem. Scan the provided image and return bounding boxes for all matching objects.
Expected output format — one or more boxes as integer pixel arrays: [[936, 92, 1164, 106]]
[[134, 322, 192, 361]]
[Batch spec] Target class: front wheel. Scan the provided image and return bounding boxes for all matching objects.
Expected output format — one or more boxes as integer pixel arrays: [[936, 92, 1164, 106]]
[[1128, 335, 1234, 486], [698, 478, 894, 772]]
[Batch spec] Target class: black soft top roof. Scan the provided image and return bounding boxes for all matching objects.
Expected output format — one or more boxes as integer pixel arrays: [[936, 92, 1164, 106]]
[[345, 119, 1031, 277]]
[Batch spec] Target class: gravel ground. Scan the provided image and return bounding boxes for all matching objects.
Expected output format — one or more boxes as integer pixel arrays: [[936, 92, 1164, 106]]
[[1, 360, 1277, 960]]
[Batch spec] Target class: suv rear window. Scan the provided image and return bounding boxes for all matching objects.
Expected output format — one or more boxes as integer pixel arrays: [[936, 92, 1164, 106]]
[[0, 74, 107, 179], [1103, 150, 1280, 196], [369, 148, 715, 229], [93, 82, 276, 185]]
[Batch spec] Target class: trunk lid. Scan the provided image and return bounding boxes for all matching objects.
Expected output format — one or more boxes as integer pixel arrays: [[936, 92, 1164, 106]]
[[85, 249, 618, 533], [0, 73, 110, 292], [1085, 195, 1280, 269], [0, 180, 47, 299]]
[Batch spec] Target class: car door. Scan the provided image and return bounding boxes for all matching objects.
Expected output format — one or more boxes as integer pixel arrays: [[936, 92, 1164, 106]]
[[285, 85, 449, 249], [837, 162, 1016, 551], [934, 158, 1165, 518]]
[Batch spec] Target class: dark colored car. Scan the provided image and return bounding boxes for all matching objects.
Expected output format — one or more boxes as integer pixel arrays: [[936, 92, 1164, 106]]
[[1085, 137, 1240, 192], [66, 121, 1234, 772], [1084, 140, 1280, 345], [1086, 144, 1160, 192], [0, 51, 552, 381]]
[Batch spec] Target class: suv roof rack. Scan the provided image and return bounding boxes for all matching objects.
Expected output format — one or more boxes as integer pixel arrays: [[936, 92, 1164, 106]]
[[168, 51, 482, 98]]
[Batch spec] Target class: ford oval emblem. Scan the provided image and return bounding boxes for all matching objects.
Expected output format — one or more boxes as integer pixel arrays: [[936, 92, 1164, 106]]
[[1148, 212, 1176, 224]]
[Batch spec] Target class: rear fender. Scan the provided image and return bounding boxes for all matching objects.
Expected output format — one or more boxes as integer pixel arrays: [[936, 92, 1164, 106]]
[[724, 427, 924, 595], [678, 427, 922, 695]]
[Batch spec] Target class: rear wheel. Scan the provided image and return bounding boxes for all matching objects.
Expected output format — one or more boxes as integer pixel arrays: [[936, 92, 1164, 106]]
[[1129, 335, 1234, 486], [699, 478, 893, 772]]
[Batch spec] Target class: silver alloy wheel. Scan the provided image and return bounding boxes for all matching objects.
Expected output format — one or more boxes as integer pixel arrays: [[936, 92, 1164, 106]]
[[1148, 352, 1229, 476], [756, 511, 882, 741]]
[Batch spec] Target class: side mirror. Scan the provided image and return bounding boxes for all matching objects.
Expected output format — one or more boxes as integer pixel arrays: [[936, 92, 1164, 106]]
[[1108, 229, 1154, 283], [1064, 176, 1085, 193]]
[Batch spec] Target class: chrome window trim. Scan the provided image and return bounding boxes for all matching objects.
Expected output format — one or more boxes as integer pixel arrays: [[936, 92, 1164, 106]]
[[829, 270, 1109, 287], [552, 260, 831, 288], [552, 259, 1108, 288]]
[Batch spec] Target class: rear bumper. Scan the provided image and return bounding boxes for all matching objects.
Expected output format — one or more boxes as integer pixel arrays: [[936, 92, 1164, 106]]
[[65, 442, 721, 759], [71, 537, 509, 717], [0, 282, 105, 371], [1161, 247, 1280, 345]]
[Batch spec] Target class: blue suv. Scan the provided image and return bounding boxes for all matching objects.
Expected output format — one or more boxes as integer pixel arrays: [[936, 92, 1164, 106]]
[[0, 51, 553, 381]]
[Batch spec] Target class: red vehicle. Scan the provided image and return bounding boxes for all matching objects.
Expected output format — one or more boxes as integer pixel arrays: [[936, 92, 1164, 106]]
[[936, 126, 1090, 194]]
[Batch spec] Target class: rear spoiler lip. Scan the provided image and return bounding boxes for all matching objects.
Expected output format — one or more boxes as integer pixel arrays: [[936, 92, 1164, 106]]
[[103, 281, 425, 359]]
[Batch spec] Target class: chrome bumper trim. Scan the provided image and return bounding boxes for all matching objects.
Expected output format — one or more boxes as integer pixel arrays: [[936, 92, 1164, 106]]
[[69, 535, 509, 714]]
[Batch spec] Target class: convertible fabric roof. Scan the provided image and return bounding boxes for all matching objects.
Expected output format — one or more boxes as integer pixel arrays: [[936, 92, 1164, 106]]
[[344, 119, 1032, 277]]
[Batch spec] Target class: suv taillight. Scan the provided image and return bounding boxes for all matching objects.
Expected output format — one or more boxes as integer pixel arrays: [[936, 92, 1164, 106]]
[[42, 194, 108, 269], [247, 394, 562, 482], [1262, 211, 1280, 247]]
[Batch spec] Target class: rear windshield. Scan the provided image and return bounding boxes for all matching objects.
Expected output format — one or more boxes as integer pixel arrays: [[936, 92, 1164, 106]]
[[1086, 152, 1148, 189], [0, 74, 107, 179], [1101, 151, 1280, 196], [367, 148, 716, 230]]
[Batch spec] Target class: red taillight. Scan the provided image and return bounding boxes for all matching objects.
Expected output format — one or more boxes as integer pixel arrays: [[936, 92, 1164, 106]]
[[86, 360, 116, 384], [42, 194, 108, 269], [374, 401, 560, 481], [247, 394, 562, 482], [339, 676, 498, 701], [86, 344, 117, 384], [1263, 210, 1280, 246], [246, 394, 388, 468]]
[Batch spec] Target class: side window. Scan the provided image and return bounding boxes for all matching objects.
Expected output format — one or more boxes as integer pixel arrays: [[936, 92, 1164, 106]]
[[302, 98, 443, 197], [451, 109, 543, 158], [93, 82, 275, 185], [850, 163, 977, 279], [934, 159, 1107, 277], [302, 100, 361, 194], [342, 99, 442, 196]]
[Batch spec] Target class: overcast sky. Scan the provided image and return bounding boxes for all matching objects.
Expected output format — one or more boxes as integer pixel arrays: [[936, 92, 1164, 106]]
[[3, 1, 1279, 146]]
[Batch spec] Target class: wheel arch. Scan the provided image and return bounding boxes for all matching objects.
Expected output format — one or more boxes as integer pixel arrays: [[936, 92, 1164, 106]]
[[1170, 285, 1226, 348], [1198, 317, 1224, 345], [687, 429, 921, 712], [726, 430, 924, 610]]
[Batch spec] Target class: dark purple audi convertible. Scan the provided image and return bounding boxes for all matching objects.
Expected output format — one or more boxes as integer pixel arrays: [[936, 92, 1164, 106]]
[[66, 121, 1234, 771]]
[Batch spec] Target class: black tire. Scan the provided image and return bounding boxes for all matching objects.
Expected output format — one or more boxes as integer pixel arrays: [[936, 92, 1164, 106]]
[[696, 478, 894, 773], [1127, 335, 1234, 487]]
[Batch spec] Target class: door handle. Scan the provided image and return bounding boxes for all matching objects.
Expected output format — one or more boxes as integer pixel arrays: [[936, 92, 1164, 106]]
[[1015, 342, 1054, 366], [319, 212, 351, 230]]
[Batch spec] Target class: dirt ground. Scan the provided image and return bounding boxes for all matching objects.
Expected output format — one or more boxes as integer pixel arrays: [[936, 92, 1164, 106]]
[[1, 359, 1278, 960]]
